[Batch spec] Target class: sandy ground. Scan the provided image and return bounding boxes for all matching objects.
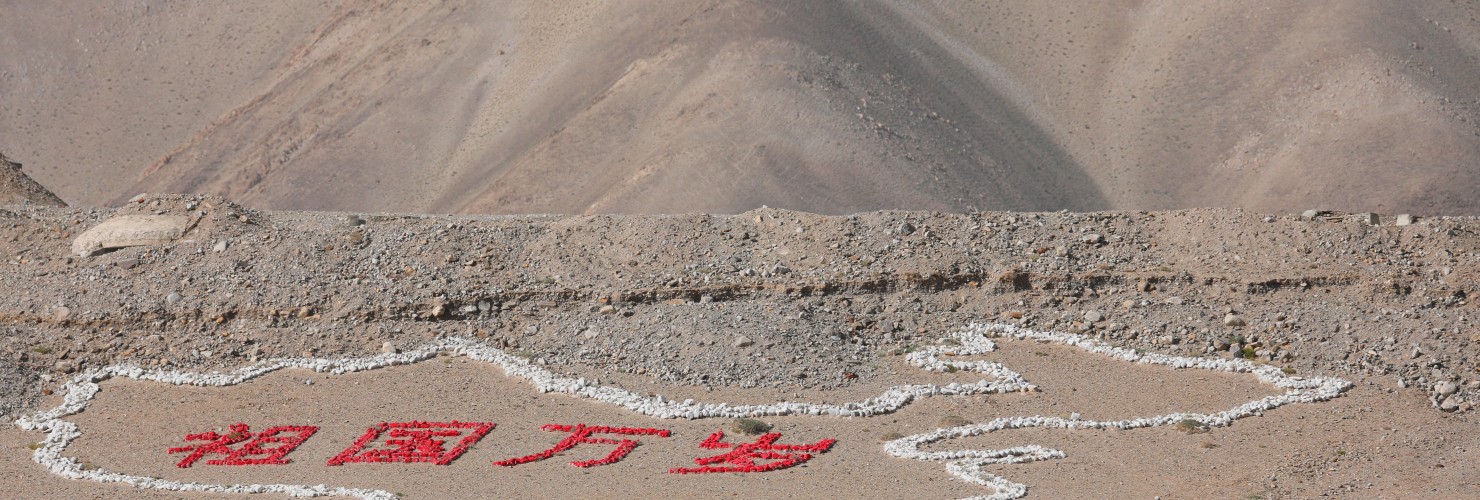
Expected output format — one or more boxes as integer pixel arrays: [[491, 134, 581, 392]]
[[4, 1, 1480, 215], [6, 330, 1478, 499], [3, 198, 1480, 498]]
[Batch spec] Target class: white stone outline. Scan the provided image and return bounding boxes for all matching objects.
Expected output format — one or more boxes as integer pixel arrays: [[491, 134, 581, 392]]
[[12, 322, 1350, 499], [884, 323, 1352, 499]]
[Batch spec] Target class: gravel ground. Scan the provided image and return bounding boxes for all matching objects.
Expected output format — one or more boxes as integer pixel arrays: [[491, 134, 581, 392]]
[[1, 194, 1478, 422]]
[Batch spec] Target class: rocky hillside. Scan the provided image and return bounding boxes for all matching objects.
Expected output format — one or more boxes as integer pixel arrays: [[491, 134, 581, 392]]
[[0, 154, 65, 207]]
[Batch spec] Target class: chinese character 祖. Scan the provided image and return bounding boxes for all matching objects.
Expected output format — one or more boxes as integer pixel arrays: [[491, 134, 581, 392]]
[[669, 430, 836, 474], [328, 421, 495, 466], [495, 423, 672, 468], [168, 423, 319, 468]]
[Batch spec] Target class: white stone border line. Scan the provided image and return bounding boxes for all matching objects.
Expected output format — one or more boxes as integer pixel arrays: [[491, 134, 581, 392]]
[[13, 322, 1350, 499], [884, 323, 1352, 499]]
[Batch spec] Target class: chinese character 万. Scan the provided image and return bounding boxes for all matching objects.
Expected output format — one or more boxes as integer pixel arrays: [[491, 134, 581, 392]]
[[495, 423, 671, 468]]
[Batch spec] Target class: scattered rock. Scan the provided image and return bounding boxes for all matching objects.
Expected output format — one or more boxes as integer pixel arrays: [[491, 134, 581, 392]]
[[1223, 314, 1246, 327], [213, 240, 228, 253], [1395, 214, 1416, 226], [1433, 381, 1459, 396], [1084, 310, 1103, 323], [165, 292, 183, 305], [733, 336, 754, 348]]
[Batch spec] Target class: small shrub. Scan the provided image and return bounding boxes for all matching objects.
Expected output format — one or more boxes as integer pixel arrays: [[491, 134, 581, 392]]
[[943, 364, 959, 373], [1281, 367, 1297, 374], [1175, 418, 1210, 434], [731, 418, 772, 435], [1240, 347, 1258, 359], [939, 415, 972, 427], [32, 346, 51, 355], [26, 442, 41, 451]]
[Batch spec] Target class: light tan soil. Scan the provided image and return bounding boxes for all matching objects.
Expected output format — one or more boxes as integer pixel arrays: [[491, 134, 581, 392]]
[[2, 196, 1479, 497]]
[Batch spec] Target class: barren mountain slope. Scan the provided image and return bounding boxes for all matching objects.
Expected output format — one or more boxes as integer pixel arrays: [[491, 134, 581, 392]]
[[901, 0, 1480, 214], [2, 1, 1478, 214], [0, 154, 64, 207]]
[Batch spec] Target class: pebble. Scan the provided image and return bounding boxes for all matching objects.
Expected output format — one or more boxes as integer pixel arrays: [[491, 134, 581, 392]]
[[897, 222, 915, 236], [1433, 381, 1459, 396], [1395, 214, 1415, 226], [1223, 314, 1246, 327], [1165, 297, 1185, 306], [165, 292, 182, 305], [1439, 396, 1460, 412], [52, 307, 70, 322], [213, 240, 228, 253], [1084, 311, 1103, 323], [54, 361, 74, 374], [1082, 233, 1104, 245], [381, 342, 396, 354], [733, 335, 754, 348]]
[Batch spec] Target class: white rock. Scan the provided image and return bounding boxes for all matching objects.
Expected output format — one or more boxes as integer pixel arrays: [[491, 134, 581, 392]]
[[72, 215, 190, 257], [1223, 314, 1246, 327]]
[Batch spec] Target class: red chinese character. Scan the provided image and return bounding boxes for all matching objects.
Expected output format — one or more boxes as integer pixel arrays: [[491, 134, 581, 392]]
[[669, 430, 836, 474], [495, 424, 672, 468], [168, 423, 318, 468], [328, 421, 495, 466]]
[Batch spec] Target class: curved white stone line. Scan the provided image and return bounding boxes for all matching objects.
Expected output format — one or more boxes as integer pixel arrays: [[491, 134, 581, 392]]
[[12, 322, 1350, 499], [882, 323, 1353, 500]]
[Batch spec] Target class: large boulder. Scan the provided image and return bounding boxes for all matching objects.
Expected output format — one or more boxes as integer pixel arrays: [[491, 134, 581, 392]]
[[72, 215, 190, 257]]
